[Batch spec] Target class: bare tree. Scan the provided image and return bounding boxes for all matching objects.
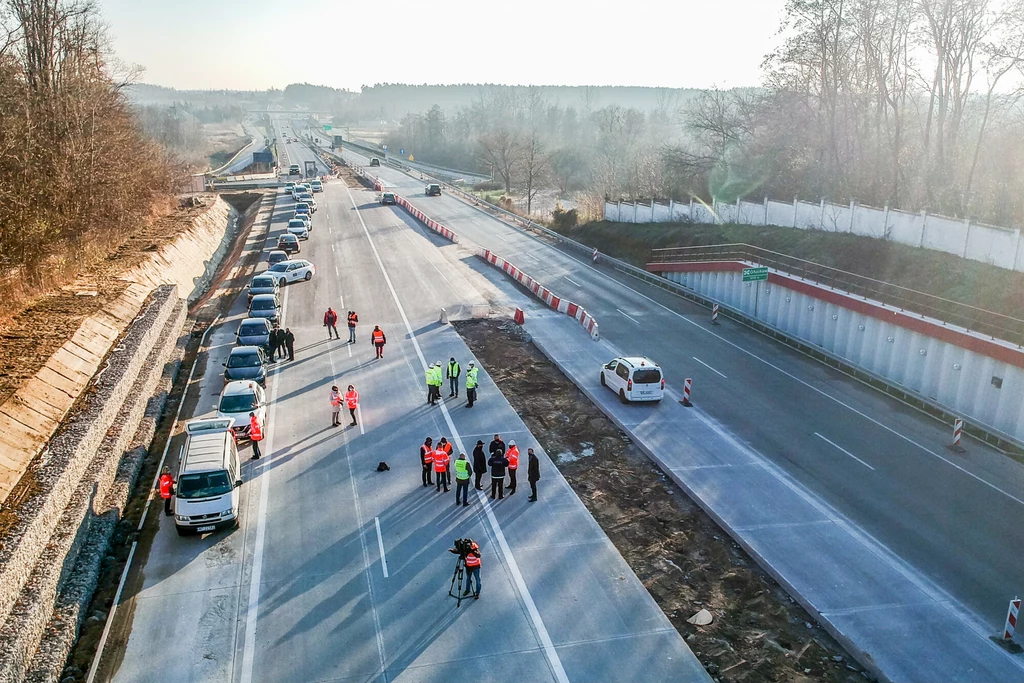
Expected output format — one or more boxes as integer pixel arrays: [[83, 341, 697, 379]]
[[478, 128, 521, 193], [519, 129, 548, 215]]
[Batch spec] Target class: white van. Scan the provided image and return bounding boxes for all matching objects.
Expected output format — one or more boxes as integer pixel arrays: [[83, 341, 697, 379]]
[[600, 356, 665, 403], [174, 418, 242, 536]]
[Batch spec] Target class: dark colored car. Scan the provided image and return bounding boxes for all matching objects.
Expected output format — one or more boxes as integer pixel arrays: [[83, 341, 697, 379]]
[[425, 184, 441, 196], [223, 346, 269, 385], [380, 192, 397, 205], [369, 157, 381, 167], [248, 293, 281, 324], [267, 249, 289, 267], [236, 318, 272, 349], [277, 234, 300, 253], [247, 275, 279, 300]]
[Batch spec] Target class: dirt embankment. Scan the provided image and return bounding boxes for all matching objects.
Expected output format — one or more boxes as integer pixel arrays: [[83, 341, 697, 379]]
[[557, 219, 1024, 322], [456, 318, 871, 683]]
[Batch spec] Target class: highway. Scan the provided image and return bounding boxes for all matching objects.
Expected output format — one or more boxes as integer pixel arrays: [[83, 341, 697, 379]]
[[102, 127, 709, 683], [340, 144, 1024, 632]]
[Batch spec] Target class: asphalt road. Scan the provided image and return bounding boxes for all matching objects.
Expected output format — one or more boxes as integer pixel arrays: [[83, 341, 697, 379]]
[[343, 146, 1024, 630], [106, 132, 709, 683]]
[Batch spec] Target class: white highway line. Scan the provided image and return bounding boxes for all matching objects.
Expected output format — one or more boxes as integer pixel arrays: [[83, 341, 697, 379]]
[[335, 266, 339, 277], [345, 183, 570, 683], [332, 243, 336, 252], [815, 432, 876, 471], [616, 308, 641, 325], [374, 517, 389, 578], [692, 356, 728, 379], [543, 244, 1024, 507], [239, 285, 289, 683], [563, 276, 582, 288]]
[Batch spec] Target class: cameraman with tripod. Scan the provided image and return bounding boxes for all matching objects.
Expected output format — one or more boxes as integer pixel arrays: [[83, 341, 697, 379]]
[[448, 538, 482, 602]]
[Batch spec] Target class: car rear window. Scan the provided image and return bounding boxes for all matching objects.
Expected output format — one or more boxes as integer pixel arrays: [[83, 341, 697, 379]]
[[251, 277, 274, 288], [227, 352, 261, 368], [239, 322, 267, 336], [632, 369, 662, 384], [177, 471, 232, 499], [251, 299, 276, 311]]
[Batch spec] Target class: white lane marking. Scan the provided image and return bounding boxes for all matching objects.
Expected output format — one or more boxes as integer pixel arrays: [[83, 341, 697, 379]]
[[692, 356, 727, 379], [328, 225, 332, 233], [563, 276, 582, 287], [374, 517, 389, 578], [239, 286, 288, 683], [332, 243, 336, 253], [616, 308, 641, 325], [496, 233, 508, 242], [814, 432, 876, 471], [547, 246, 1024, 507], [518, 252, 539, 263], [335, 266, 340, 277], [344, 184, 570, 683]]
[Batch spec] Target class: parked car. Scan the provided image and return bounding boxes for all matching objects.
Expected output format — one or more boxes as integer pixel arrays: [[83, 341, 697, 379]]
[[294, 202, 311, 216], [174, 418, 241, 536], [223, 346, 269, 385], [425, 183, 441, 196], [292, 212, 311, 228], [284, 182, 295, 193], [268, 259, 316, 285], [297, 192, 314, 207], [267, 249, 289, 267], [277, 233, 300, 253], [310, 180, 323, 192], [600, 356, 665, 403], [286, 219, 309, 240], [248, 293, 281, 324], [380, 192, 397, 205], [216, 380, 267, 442], [235, 317, 272, 349], [369, 157, 381, 167], [246, 274, 279, 301], [288, 164, 301, 175]]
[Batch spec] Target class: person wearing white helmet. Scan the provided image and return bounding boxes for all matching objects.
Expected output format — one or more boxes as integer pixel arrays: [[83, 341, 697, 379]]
[[506, 440, 521, 494], [465, 361, 480, 408], [426, 362, 436, 405]]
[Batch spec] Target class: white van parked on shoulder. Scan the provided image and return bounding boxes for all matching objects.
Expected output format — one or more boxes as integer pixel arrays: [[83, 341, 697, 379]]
[[600, 356, 665, 403], [174, 418, 242, 536]]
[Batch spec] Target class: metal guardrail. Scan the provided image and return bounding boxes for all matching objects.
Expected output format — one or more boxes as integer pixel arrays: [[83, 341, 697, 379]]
[[651, 243, 1024, 346]]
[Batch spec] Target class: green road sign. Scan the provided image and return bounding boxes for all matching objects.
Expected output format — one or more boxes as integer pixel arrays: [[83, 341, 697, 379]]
[[742, 266, 768, 282], [323, 124, 332, 130]]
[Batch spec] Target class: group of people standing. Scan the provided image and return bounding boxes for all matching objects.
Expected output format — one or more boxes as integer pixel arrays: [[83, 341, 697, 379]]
[[426, 357, 480, 408], [268, 325, 295, 362], [329, 384, 360, 427], [420, 432, 541, 504]]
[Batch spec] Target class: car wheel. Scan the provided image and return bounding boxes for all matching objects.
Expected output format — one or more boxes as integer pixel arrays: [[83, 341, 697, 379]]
[[619, 389, 628, 404], [304, 271, 312, 281], [600, 372, 606, 387], [279, 277, 287, 286]]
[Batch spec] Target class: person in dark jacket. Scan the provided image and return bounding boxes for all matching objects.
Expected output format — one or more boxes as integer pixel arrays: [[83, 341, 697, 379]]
[[420, 437, 434, 487], [488, 434, 505, 459], [472, 440, 487, 490], [284, 328, 296, 361], [527, 448, 540, 502], [268, 326, 282, 361], [488, 450, 509, 500]]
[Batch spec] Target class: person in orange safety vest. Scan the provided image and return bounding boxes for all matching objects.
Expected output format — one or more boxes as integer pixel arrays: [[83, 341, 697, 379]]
[[159, 466, 175, 516], [249, 411, 263, 460], [434, 439, 451, 492], [371, 326, 386, 358], [345, 384, 359, 426], [420, 437, 434, 486], [506, 440, 520, 495]]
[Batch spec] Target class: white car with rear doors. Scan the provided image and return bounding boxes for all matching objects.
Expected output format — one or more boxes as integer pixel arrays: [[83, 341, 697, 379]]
[[600, 356, 665, 403], [267, 258, 315, 285], [216, 380, 267, 442], [174, 418, 243, 536]]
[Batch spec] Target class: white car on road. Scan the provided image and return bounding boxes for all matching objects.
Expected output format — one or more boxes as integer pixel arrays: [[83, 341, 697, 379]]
[[216, 380, 267, 441], [600, 356, 665, 403], [292, 212, 312, 230], [286, 219, 309, 239], [267, 259, 315, 285]]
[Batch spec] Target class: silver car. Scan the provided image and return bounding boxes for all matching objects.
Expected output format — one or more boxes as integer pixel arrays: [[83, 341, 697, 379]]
[[248, 293, 281, 324], [247, 274, 280, 300]]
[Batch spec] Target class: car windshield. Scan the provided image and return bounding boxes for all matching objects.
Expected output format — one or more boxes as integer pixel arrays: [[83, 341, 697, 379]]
[[279, 236, 295, 243], [239, 322, 267, 336], [228, 352, 261, 368], [269, 262, 289, 272], [632, 369, 662, 384], [251, 278, 273, 288], [219, 393, 257, 413], [251, 299, 276, 311], [288, 220, 304, 227], [177, 471, 232, 499]]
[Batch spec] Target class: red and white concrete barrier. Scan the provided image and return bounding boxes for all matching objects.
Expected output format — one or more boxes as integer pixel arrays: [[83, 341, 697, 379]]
[[1005, 597, 1020, 641], [682, 378, 693, 407]]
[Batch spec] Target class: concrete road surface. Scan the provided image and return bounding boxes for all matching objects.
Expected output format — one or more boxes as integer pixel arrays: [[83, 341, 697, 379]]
[[107, 153, 709, 682]]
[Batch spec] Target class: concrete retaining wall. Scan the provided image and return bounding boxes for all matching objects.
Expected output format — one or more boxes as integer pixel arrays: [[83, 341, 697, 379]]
[[0, 197, 238, 505]]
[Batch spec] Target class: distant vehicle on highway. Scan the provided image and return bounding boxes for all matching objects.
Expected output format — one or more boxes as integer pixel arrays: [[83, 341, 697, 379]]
[[248, 293, 281, 324], [236, 317, 273, 349], [296, 192, 314, 207], [369, 157, 381, 167], [600, 356, 664, 403], [246, 275, 279, 301], [291, 183, 310, 199], [284, 182, 295, 193], [294, 202, 311, 216], [292, 213, 311, 230], [223, 346, 269, 385], [310, 180, 323, 192], [277, 233, 300, 254], [268, 259, 316, 285], [286, 219, 309, 239], [267, 250, 289, 267], [288, 164, 301, 175], [174, 418, 242, 536], [380, 191, 396, 205], [425, 183, 441, 196], [216, 380, 267, 442]]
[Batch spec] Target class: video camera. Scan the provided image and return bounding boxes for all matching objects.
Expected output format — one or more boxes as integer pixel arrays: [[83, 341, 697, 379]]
[[451, 538, 474, 558]]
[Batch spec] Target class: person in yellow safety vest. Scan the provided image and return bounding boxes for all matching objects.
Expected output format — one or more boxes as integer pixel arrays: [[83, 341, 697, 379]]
[[426, 363, 437, 406], [465, 362, 480, 408], [420, 437, 434, 486], [454, 453, 472, 507], [345, 384, 359, 427], [329, 385, 342, 427], [433, 441, 450, 493], [506, 440, 520, 495], [432, 361, 444, 403], [446, 357, 461, 398]]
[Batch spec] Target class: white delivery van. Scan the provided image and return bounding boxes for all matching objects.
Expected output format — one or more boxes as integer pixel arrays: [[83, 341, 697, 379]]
[[174, 418, 242, 536], [600, 356, 665, 403]]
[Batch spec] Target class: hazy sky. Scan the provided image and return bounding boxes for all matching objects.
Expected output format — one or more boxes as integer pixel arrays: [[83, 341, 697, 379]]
[[99, 0, 787, 91]]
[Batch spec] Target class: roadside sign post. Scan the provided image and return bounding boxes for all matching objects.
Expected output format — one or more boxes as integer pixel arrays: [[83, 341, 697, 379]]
[[743, 267, 768, 318]]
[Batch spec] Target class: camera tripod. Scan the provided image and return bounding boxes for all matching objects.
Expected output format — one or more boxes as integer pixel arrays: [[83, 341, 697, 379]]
[[448, 555, 468, 607]]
